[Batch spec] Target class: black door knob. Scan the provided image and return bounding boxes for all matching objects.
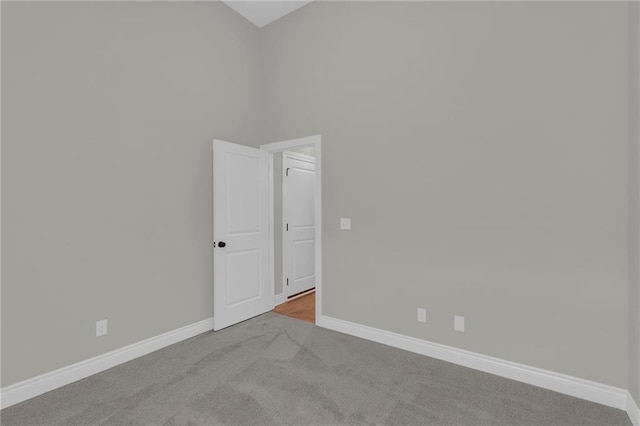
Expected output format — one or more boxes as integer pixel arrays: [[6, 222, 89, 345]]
[[218, 241, 226, 248]]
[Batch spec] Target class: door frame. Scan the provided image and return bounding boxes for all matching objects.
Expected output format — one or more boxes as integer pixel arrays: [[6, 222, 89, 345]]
[[260, 135, 322, 324], [282, 150, 316, 299]]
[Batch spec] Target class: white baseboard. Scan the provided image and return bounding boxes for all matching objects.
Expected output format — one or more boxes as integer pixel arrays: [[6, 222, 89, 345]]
[[628, 392, 640, 426], [317, 315, 630, 412], [274, 293, 286, 306], [0, 317, 214, 410]]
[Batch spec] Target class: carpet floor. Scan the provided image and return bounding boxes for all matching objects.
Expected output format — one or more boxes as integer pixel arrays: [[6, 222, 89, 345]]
[[1, 313, 631, 425]]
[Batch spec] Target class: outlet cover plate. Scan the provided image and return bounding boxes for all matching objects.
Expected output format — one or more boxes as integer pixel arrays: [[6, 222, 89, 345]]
[[96, 320, 108, 337], [417, 308, 427, 323], [454, 315, 465, 332]]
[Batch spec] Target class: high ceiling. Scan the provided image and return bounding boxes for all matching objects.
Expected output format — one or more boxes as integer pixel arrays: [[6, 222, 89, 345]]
[[221, 1, 314, 28]]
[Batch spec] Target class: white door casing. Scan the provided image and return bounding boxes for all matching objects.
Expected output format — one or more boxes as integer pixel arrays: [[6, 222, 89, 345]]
[[212, 140, 270, 331], [283, 152, 316, 298]]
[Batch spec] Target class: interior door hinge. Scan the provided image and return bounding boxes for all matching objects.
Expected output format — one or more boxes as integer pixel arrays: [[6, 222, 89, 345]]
[[286, 278, 289, 286], [286, 223, 289, 231], [286, 167, 290, 176]]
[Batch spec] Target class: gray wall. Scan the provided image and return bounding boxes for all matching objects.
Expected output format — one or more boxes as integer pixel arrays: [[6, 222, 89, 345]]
[[261, 2, 630, 388], [1, 1, 261, 387], [630, 2, 640, 403]]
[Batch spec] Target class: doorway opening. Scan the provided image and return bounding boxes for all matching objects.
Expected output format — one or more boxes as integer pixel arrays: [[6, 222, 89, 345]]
[[260, 136, 322, 325], [273, 289, 315, 324]]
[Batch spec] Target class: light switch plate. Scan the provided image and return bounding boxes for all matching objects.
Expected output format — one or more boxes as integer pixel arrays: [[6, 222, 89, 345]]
[[340, 218, 351, 230]]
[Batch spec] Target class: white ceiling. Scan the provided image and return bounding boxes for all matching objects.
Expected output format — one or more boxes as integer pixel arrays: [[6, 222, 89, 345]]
[[222, 1, 314, 28]]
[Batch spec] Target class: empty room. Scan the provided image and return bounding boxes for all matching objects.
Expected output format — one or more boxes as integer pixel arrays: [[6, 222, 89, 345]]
[[1, 0, 639, 425]]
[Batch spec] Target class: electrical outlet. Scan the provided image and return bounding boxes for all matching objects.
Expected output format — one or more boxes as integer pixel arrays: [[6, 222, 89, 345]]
[[454, 315, 465, 332], [96, 320, 108, 337], [417, 308, 427, 323]]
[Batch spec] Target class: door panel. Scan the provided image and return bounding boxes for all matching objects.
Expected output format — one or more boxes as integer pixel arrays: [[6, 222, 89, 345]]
[[284, 152, 316, 297], [213, 140, 269, 331], [227, 154, 261, 234], [293, 170, 315, 226], [293, 239, 315, 280], [226, 249, 261, 306]]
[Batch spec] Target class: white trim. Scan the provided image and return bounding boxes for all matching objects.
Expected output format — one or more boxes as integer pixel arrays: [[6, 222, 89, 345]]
[[317, 314, 630, 411], [260, 135, 320, 153], [283, 150, 315, 163], [315, 140, 322, 324], [0, 317, 214, 409], [274, 293, 286, 306], [267, 152, 276, 310], [261, 135, 322, 324], [628, 392, 640, 426]]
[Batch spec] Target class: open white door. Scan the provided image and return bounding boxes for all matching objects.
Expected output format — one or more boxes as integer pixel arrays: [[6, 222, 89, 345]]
[[283, 152, 316, 298], [213, 139, 270, 331]]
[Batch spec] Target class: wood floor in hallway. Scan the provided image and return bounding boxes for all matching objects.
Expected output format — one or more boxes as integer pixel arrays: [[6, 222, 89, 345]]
[[273, 290, 315, 324]]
